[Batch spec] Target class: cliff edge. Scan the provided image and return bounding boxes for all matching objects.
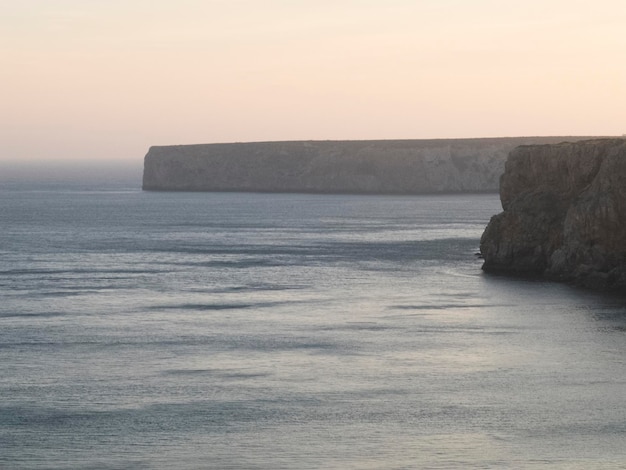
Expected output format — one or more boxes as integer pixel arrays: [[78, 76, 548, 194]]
[[142, 137, 596, 194], [480, 139, 626, 291]]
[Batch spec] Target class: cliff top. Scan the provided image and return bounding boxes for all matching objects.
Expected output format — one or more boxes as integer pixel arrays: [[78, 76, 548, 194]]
[[148, 136, 612, 151]]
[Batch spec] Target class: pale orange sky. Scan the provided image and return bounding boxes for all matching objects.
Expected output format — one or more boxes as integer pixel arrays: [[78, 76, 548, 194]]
[[1, 0, 625, 163]]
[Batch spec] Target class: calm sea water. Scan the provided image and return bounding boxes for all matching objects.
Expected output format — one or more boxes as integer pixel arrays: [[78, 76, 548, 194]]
[[1, 186, 625, 469]]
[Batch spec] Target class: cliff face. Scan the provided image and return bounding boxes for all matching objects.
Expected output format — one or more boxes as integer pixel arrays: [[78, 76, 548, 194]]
[[480, 139, 626, 291], [142, 137, 597, 194]]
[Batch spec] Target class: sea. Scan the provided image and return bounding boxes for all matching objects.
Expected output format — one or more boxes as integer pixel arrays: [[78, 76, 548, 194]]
[[1, 174, 626, 469]]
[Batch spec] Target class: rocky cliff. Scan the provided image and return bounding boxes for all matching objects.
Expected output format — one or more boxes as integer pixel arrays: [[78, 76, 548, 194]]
[[480, 138, 626, 291], [142, 137, 597, 194]]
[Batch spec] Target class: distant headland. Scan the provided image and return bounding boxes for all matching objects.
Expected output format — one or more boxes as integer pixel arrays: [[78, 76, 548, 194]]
[[480, 138, 626, 291], [142, 137, 602, 194]]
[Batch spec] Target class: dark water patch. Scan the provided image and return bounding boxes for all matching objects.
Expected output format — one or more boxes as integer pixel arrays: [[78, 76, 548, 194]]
[[403, 326, 520, 336], [0, 311, 66, 319], [149, 301, 286, 311], [153, 336, 338, 353], [143, 245, 319, 257], [589, 308, 626, 321], [440, 291, 480, 298], [4, 287, 138, 302], [161, 368, 217, 376], [321, 238, 480, 263], [186, 283, 309, 293], [0, 335, 338, 353], [185, 259, 289, 268], [162, 369, 270, 380], [580, 305, 626, 333], [31, 290, 88, 298], [0, 268, 159, 276], [220, 372, 270, 379], [186, 335, 339, 353], [0, 340, 107, 350], [0, 399, 319, 435], [224, 283, 308, 292], [0, 409, 96, 428], [318, 322, 396, 332], [596, 325, 626, 333], [0, 398, 513, 434], [600, 421, 626, 434], [153, 256, 329, 269], [389, 303, 492, 311], [141, 238, 479, 264]]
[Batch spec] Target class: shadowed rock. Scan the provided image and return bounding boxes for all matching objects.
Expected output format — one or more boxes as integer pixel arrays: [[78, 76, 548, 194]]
[[480, 138, 626, 291]]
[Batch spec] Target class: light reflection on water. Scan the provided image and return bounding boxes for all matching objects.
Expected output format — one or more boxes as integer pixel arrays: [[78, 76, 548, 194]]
[[1, 190, 625, 469]]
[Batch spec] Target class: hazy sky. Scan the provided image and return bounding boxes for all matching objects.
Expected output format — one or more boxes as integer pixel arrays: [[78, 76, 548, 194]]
[[2, 0, 625, 162]]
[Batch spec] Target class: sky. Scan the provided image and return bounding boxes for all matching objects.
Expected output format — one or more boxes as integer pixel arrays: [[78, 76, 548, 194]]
[[1, 0, 625, 163]]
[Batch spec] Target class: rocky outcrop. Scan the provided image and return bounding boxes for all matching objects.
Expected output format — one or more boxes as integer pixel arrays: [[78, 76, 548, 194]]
[[142, 137, 597, 194], [480, 138, 626, 291]]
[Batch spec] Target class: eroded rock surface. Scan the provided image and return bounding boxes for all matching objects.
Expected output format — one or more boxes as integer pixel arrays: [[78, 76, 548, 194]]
[[480, 139, 626, 291]]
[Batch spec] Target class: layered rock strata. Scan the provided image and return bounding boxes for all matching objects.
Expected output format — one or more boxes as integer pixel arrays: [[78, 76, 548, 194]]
[[142, 137, 596, 194], [480, 139, 626, 291]]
